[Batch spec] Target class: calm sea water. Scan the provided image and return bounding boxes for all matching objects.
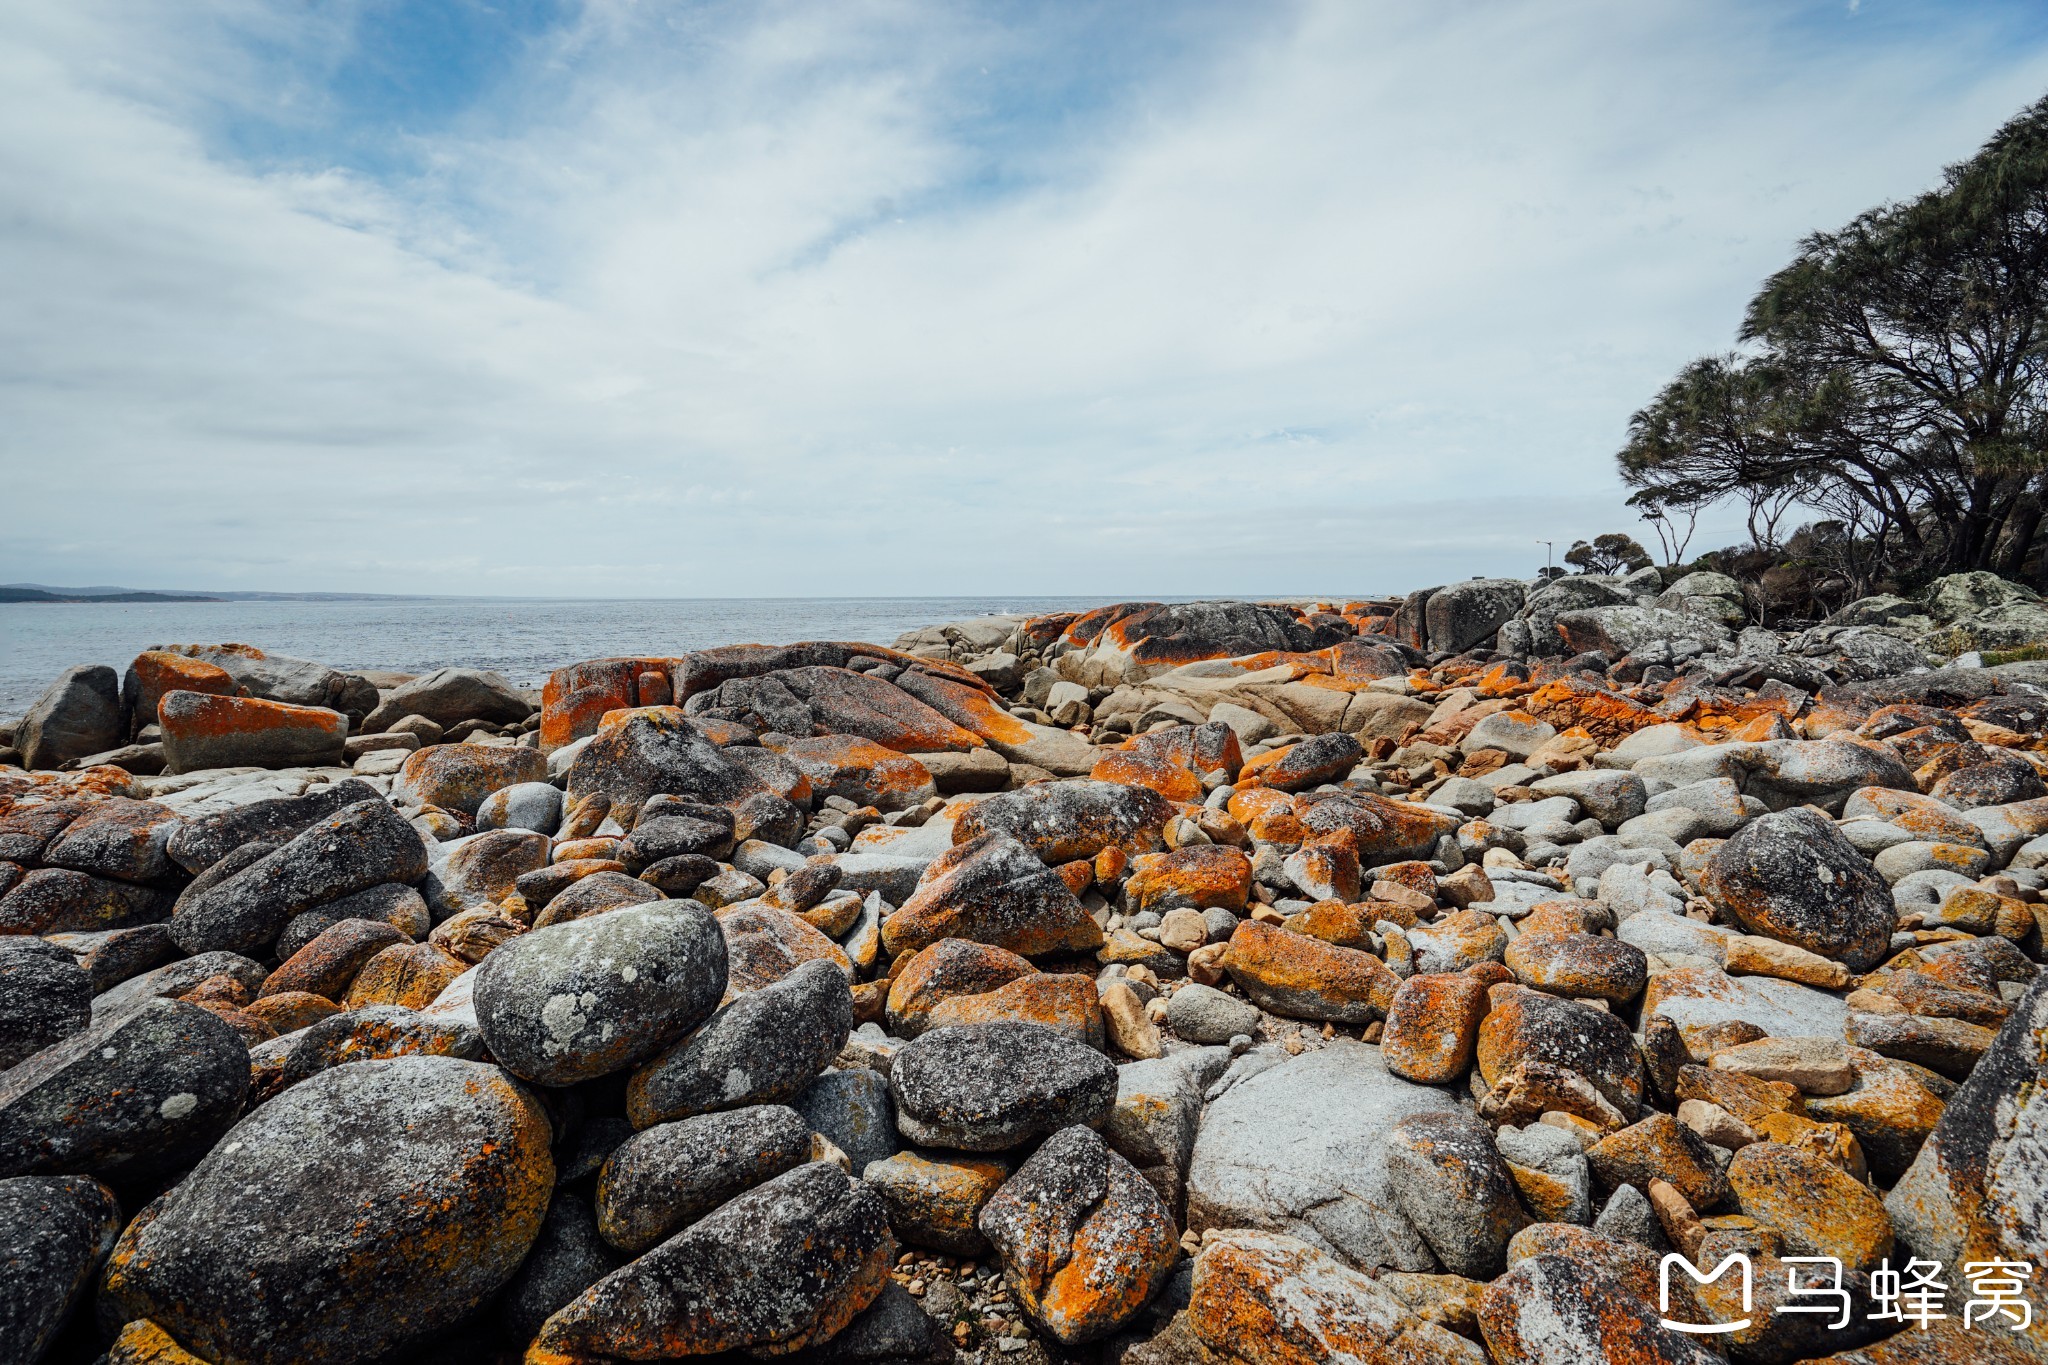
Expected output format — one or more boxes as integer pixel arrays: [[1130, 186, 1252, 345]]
[[0, 596, 1130, 715]]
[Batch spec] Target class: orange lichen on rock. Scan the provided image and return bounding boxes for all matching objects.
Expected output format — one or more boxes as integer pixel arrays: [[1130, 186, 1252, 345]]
[[1521, 679, 1663, 746], [761, 733, 936, 812], [1124, 845, 1253, 913], [1382, 972, 1489, 1084], [343, 942, 468, 1010], [124, 651, 236, 735], [156, 691, 348, 773], [1223, 919, 1398, 1023], [927, 972, 1104, 1049]]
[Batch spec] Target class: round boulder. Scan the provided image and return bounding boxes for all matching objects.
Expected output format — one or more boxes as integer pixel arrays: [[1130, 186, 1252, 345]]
[[1702, 807, 1894, 972], [890, 1021, 1118, 1151], [100, 1056, 554, 1365], [625, 957, 852, 1127], [474, 899, 727, 1087]]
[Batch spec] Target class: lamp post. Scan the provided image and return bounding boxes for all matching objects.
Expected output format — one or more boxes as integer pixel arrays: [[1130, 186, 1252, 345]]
[[1538, 540, 1554, 576]]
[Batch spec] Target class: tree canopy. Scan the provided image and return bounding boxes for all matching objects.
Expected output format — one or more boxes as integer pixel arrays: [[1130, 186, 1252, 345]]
[[1620, 92, 2048, 594]]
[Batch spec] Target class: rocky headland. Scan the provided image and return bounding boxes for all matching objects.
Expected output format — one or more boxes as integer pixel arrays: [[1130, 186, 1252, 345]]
[[2, 569, 2046, 1365]]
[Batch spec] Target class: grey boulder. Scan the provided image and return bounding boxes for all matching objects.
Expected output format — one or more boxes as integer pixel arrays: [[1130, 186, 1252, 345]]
[[0, 998, 248, 1179], [474, 898, 727, 1087], [626, 956, 852, 1127]]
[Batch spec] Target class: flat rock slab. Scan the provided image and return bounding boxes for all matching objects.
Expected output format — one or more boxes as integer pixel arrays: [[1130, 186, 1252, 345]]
[[1185, 1041, 1462, 1272]]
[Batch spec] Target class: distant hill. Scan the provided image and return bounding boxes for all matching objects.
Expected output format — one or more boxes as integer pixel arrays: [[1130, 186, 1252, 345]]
[[1, 586, 223, 603], [2, 583, 424, 603]]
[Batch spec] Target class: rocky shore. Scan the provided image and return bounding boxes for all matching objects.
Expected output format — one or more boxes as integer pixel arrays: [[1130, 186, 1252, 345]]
[[2, 569, 2046, 1365]]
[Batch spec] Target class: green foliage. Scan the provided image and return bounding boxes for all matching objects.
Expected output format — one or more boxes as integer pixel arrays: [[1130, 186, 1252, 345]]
[[1564, 533, 1652, 575], [1621, 93, 2048, 592]]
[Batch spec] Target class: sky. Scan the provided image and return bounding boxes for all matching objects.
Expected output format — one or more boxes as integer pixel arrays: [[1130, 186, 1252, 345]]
[[6, 0, 2048, 599]]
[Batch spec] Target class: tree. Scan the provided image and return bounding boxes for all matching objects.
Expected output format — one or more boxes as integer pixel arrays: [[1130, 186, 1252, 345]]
[[1565, 533, 1653, 575], [1620, 92, 2048, 586], [1627, 485, 1707, 565]]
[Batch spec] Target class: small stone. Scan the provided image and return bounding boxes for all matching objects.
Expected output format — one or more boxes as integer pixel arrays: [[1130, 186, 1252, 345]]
[[864, 1148, 1014, 1255], [1707, 1035, 1854, 1096], [1164, 981, 1261, 1044]]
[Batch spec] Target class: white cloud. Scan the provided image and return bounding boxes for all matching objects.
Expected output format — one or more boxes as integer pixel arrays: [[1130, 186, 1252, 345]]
[[4, 0, 2048, 595]]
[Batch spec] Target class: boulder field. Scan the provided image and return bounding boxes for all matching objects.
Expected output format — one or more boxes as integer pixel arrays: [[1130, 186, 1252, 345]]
[[0, 580, 2046, 1365]]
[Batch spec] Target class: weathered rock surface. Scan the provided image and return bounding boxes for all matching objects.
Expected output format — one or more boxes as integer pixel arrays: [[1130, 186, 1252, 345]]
[[533, 1161, 893, 1360], [890, 1021, 1118, 1151], [1187, 1043, 1461, 1271], [475, 899, 727, 1086], [170, 798, 428, 955], [101, 1056, 552, 1365], [0, 998, 248, 1179]]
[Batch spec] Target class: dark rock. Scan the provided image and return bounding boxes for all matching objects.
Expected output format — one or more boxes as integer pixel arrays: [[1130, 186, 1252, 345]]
[[0, 801, 89, 863], [978, 1124, 1179, 1344], [620, 814, 734, 869], [635, 852, 719, 896], [475, 899, 726, 1087], [626, 957, 852, 1126], [0, 869, 169, 936], [890, 1021, 1118, 1151], [594, 1103, 815, 1253], [43, 923, 178, 994], [788, 1282, 953, 1365], [38, 798, 182, 884], [164, 779, 382, 876], [0, 942, 92, 1070], [91, 950, 267, 1016], [361, 667, 533, 734], [496, 1193, 622, 1347], [169, 799, 429, 955], [532, 1161, 893, 1359], [0, 1174, 122, 1364], [881, 831, 1105, 959], [530, 869, 664, 928], [1252, 732, 1363, 792], [1703, 807, 1894, 972], [100, 1056, 553, 1365], [796, 1067, 899, 1174], [0, 998, 248, 1179], [950, 780, 1172, 863], [1384, 1109, 1526, 1279], [15, 666, 123, 771], [1425, 579, 1526, 654], [733, 790, 806, 846], [276, 883, 431, 959]]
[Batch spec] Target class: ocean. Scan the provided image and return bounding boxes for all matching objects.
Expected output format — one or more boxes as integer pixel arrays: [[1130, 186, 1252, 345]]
[[0, 596, 1129, 715]]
